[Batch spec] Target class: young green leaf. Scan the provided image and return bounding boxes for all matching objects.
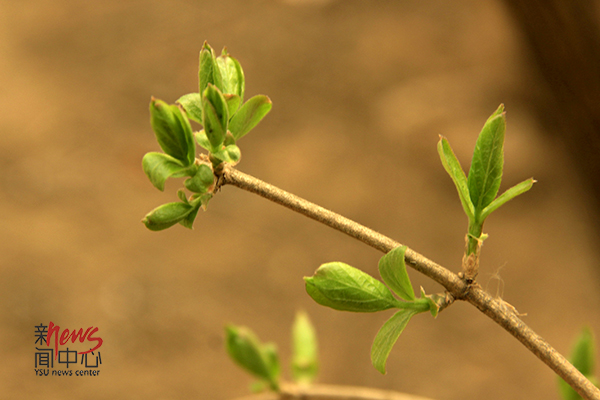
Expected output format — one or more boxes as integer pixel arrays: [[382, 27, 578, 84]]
[[378, 246, 415, 301], [262, 343, 281, 389], [177, 93, 203, 124], [229, 95, 272, 140], [217, 50, 245, 100], [225, 325, 280, 391], [437, 136, 474, 220], [467, 104, 506, 216], [292, 311, 319, 384], [177, 188, 189, 204], [184, 163, 214, 193], [150, 98, 196, 166], [199, 42, 224, 94], [211, 144, 242, 165], [480, 178, 535, 221], [178, 202, 201, 229], [224, 93, 242, 117], [371, 309, 420, 374], [142, 152, 186, 191], [202, 84, 229, 153], [571, 327, 596, 377], [195, 130, 211, 151], [304, 262, 401, 312], [558, 327, 597, 400], [142, 201, 194, 231]]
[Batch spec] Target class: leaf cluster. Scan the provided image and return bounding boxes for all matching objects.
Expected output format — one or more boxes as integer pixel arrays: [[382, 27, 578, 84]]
[[141, 42, 272, 231], [226, 311, 319, 392], [437, 105, 534, 256], [304, 246, 441, 374]]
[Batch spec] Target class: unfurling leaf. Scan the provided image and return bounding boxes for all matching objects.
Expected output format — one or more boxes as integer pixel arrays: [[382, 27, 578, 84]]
[[142, 152, 185, 191], [149, 97, 195, 166], [304, 262, 401, 312], [292, 311, 319, 384], [437, 136, 474, 220], [467, 104, 506, 217], [371, 309, 420, 374], [177, 93, 203, 124], [211, 144, 241, 165], [225, 325, 280, 391], [378, 246, 415, 301], [217, 49, 245, 100], [229, 95, 272, 140], [480, 177, 535, 221], [202, 84, 229, 153], [224, 94, 242, 117], [184, 163, 214, 193], [199, 42, 224, 94]]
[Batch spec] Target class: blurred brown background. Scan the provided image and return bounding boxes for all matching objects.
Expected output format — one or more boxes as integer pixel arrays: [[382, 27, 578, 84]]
[[2, 1, 600, 399]]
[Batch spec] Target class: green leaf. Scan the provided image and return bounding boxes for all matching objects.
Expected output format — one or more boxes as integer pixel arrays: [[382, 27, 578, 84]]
[[211, 144, 241, 165], [571, 327, 595, 378], [262, 343, 280, 389], [467, 104, 506, 216], [177, 93, 203, 124], [558, 327, 597, 400], [178, 202, 201, 229], [184, 163, 214, 193], [437, 136, 474, 220], [480, 178, 535, 221], [195, 130, 211, 151], [304, 262, 401, 312], [292, 311, 319, 384], [142, 152, 186, 191], [225, 325, 280, 391], [224, 94, 242, 117], [217, 49, 245, 100], [229, 95, 272, 140], [202, 84, 229, 153], [177, 189, 189, 204], [199, 42, 224, 94], [378, 246, 415, 301], [142, 201, 194, 231], [371, 309, 420, 374], [149, 98, 196, 166]]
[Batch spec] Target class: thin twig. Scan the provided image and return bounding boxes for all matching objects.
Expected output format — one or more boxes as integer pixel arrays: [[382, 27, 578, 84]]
[[221, 164, 600, 400]]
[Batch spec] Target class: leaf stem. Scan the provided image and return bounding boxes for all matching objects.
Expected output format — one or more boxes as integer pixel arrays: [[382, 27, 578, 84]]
[[220, 165, 600, 400]]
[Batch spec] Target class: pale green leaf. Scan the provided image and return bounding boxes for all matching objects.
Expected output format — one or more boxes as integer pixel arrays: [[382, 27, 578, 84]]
[[378, 246, 414, 301], [480, 178, 535, 221], [437, 136, 474, 220], [177, 93, 203, 123], [229, 95, 272, 140], [292, 311, 319, 384], [371, 309, 419, 374], [142, 152, 185, 191]]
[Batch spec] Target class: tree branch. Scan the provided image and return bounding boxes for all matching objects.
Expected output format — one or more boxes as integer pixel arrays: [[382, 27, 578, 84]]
[[221, 164, 600, 400]]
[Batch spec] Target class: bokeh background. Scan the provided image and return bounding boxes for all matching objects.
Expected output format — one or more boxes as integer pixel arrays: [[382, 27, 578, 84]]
[[2, 1, 600, 399]]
